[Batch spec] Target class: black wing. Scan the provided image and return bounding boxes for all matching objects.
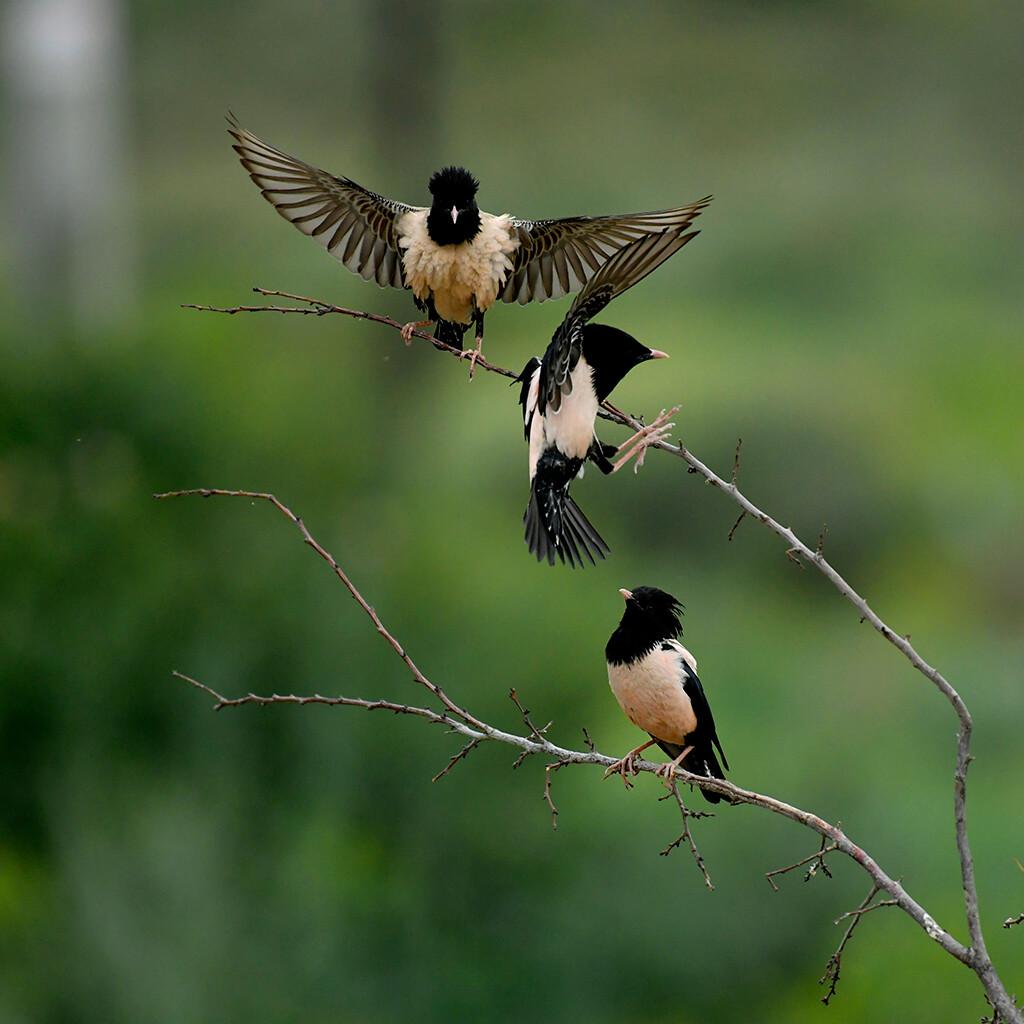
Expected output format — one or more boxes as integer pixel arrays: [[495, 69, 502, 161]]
[[501, 197, 711, 305], [228, 115, 415, 289], [514, 356, 542, 442], [664, 641, 729, 770], [537, 228, 699, 416]]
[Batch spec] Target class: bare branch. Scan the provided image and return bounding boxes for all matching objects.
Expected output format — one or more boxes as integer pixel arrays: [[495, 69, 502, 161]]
[[508, 687, 552, 743], [765, 835, 839, 892], [820, 886, 881, 1005], [171, 293, 1021, 1022], [184, 287, 518, 381], [160, 489, 973, 968], [173, 669, 457, 726], [835, 897, 899, 923], [432, 738, 483, 783], [659, 781, 715, 890], [1004, 912, 1024, 930], [727, 510, 747, 542], [544, 759, 570, 830]]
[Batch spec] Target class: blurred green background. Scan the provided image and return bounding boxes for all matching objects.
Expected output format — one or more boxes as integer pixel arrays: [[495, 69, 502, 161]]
[[2, 2, 1022, 1021]]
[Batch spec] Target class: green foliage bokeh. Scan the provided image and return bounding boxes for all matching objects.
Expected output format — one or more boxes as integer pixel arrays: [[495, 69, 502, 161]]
[[1, 3, 1022, 1021]]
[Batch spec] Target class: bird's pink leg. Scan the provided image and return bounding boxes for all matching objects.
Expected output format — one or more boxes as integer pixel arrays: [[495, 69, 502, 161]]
[[602, 739, 657, 790], [611, 406, 681, 474], [656, 745, 694, 789], [400, 319, 431, 345], [458, 334, 484, 380]]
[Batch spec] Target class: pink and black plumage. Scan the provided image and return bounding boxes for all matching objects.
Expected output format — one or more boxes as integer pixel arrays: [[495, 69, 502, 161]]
[[605, 586, 730, 803], [516, 230, 697, 567]]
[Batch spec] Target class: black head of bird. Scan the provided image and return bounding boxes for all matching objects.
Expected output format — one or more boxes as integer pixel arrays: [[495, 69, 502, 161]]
[[607, 585, 684, 663], [426, 166, 482, 246], [581, 325, 669, 403]]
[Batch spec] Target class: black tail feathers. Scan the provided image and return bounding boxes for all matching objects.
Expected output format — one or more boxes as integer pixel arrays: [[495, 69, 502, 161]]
[[524, 478, 609, 568], [432, 318, 469, 350], [656, 739, 729, 804], [690, 745, 727, 804]]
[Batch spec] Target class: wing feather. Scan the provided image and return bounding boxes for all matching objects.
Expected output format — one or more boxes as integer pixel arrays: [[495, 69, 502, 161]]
[[502, 197, 711, 305], [228, 114, 414, 290], [536, 228, 700, 416]]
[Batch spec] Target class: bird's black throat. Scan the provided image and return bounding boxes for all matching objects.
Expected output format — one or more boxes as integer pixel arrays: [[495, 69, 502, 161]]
[[605, 587, 684, 665], [426, 165, 482, 246]]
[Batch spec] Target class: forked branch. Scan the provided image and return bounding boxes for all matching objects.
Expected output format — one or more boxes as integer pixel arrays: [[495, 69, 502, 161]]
[[174, 291, 1020, 1021]]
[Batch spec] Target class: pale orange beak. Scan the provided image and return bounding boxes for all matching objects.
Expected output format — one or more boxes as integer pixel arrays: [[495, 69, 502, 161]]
[[648, 349, 669, 360], [619, 588, 633, 601], [450, 205, 459, 223]]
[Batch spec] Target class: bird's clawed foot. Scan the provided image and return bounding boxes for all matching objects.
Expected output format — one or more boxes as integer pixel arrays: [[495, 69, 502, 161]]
[[611, 406, 681, 474], [602, 740, 656, 789], [655, 745, 693, 789], [458, 336, 483, 380], [400, 320, 431, 345]]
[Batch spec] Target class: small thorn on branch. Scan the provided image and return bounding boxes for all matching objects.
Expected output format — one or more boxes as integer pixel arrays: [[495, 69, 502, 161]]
[[816, 524, 829, 557], [1003, 912, 1024, 929], [582, 726, 595, 752], [785, 547, 805, 569]]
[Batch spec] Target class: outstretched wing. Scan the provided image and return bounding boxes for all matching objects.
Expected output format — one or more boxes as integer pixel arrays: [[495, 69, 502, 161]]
[[501, 197, 710, 306], [228, 115, 416, 289], [538, 228, 699, 415]]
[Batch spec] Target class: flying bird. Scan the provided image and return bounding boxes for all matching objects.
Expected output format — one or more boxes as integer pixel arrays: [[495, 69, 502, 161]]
[[604, 586, 730, 803], [227, 115, 711, 372], [516, 230, 694, 567]]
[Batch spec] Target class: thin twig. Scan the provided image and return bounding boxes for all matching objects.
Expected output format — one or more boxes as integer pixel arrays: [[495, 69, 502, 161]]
[[508, 688, 552, 743], [727, 511, 747, 542], [156, 489, 489, 735], [819, 885, 880, 1005], [765, 835, 839, 892], [835, 898, 899, 923], [173, 669, 456, 725], [544, 759, 570, 830], [432, 737, 483, 783], [659, 781, 715, 890], [184, 287, 517, 380], [1004, 912, 1024, 930]]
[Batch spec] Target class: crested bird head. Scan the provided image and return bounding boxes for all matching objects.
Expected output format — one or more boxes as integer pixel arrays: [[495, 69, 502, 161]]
[[426, 166, 481, 246], [606, 586, 684, 664], [581, 325, 669, 403]]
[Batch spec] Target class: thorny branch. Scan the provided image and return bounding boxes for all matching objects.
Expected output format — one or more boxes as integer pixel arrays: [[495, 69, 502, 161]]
[[176, 291, 1021, 1021]]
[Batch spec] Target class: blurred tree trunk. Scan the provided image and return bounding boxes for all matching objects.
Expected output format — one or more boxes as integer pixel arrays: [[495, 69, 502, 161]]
[[3, 0, 135, 339], [363, 0, 444, 384]]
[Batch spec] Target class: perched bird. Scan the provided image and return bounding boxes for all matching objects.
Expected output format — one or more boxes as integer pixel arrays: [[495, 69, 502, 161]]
[[604, 586, 729, 803], [227, 115, 711, 371], [516, 230, 694, 566]]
